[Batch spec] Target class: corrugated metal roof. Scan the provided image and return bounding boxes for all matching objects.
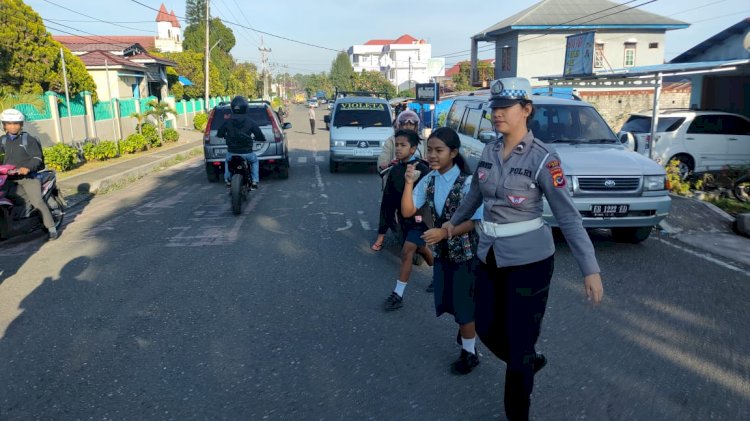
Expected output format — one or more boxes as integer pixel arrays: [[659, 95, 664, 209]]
[[475, 0, 688, 39], [78, 51, 147, 70]]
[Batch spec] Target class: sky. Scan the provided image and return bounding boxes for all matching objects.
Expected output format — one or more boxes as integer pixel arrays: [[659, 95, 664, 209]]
[[24, 0, 750, 75]]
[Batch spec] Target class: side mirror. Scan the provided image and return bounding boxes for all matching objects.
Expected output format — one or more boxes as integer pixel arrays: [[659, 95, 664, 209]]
[[324, 115, 331, 123], [478, 131, 496, 144], [282, 122, 292, 130]]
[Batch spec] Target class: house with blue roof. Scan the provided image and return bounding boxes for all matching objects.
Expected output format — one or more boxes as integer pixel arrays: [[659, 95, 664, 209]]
[[469, 0, 689, 86]]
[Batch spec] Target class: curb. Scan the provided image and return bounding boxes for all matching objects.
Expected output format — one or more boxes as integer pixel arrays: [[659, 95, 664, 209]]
[[61, 146, 202, 206], [667, 192, 735, 221]]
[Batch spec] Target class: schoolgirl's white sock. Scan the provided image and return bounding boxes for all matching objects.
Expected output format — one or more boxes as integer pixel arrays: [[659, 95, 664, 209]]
[[394, 280, 407, 297], [461, 336, 476, 354]]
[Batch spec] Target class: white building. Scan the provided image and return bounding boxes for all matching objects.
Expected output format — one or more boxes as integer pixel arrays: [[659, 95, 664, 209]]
[[348, 35, 445, 91], [469, 0, 688, 86], [154, 3, 182, 53]]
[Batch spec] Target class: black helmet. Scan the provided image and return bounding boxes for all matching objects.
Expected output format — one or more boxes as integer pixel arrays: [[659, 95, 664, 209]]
[[230, 96, 248, 114]]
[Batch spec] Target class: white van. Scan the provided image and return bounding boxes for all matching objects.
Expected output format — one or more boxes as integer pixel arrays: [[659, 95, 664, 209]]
[[326, 96, 393, 173]]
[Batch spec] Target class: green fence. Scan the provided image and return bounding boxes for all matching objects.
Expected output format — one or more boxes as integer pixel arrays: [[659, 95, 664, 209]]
[[93, 100, 115, 121], [175, 101, 184, 114], [139, 96, 158, 113], [119, 98, 138, 117], [15, 101, 52, 122]]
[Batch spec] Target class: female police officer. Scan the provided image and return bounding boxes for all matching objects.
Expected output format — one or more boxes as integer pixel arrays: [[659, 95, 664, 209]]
[[442, 78, 603, 420]]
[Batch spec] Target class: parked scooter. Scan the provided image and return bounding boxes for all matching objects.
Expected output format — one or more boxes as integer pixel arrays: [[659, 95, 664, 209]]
[[227, 156, 252, 215], [733, 172, 750, 203], [0, 164, 65, 240]]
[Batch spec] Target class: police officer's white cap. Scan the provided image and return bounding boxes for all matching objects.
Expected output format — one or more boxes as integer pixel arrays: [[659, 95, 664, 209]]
[[489, 77, 532, 109]]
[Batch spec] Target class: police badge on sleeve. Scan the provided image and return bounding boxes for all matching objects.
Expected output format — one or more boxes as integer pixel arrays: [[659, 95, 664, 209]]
[[546, 160, 566, 188]]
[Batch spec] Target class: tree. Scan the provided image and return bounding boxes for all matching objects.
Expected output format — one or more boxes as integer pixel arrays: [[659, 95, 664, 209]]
[[0, 0, 97, 100], [129, 111, 146, 135], [0, 87, 44, 111], [227, 63, 258, 98], [183, 18, 236, 54], [352, 70, 396, 98], [145, 100, 176, 144], [452, 61, 494, 91], [329, 52, 353, 92], [161, 51, 222, 99], [185, 0, 207, 27]]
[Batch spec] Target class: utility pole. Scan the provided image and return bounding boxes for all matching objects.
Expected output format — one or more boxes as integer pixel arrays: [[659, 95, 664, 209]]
[[203, 0, 210, 112], [408, 56, 412, 92], [259, 37, 272, 101]]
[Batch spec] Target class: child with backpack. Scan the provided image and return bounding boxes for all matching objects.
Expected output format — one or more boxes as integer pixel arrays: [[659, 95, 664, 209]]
[[401, 127, 483, 375], [381, 129, 433, 311]]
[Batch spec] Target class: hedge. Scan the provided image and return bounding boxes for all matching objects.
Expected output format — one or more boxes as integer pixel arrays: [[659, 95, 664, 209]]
[[193, 113, 208, 131], [163, 127, 180, 143], [44, 143, 79, 171], [120, 133, 148, 154]]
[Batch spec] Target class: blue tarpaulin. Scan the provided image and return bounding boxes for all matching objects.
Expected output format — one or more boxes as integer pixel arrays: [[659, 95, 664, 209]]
[[178, 76, 193, 86]]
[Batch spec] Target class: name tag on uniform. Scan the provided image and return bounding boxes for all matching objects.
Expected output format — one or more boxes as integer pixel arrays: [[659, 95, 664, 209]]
[[478, 161, 493, 169]]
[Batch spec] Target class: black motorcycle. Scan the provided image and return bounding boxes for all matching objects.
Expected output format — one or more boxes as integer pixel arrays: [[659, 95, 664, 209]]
[[227, 155, 252, 215], [0, 164, 65, 240], [733, 171, 750, 203]]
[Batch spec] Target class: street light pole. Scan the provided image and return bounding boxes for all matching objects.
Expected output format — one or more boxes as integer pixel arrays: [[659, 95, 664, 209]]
[[204, 0, 210, 112]]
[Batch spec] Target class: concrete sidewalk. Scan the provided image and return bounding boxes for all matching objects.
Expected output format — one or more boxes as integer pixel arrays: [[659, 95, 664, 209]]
[[58, 129, 203, 206]]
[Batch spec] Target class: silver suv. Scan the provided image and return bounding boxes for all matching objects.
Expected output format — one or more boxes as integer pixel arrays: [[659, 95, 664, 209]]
[[203, 101, 291, 182], [618, 110, 750, 178], [444, 93, 671, 243]]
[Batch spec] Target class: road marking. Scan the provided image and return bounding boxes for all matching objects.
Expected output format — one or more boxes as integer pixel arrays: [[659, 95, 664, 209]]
[[335, 219, 352, 231], [297, 157, 307, 164], [653, 237, 748, 274], [360, 220, 372, 231]]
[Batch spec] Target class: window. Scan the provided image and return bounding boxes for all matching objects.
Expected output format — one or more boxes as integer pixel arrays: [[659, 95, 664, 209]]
[[501, 47, 512, 71], [687, 115, 723, 134], [624, 42, 636, 67], [594, 43, 605, 68], [446, 101, 468, 130], [723, 115, 750, 135], [620, 116, 685, 133], [459, 108, 483, 137], [352, 54, 359, 63], [478, 110, 494, 136], [649, 42, 659, 49]]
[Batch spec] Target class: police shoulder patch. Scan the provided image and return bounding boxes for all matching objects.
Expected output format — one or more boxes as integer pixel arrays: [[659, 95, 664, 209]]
[[546, 160, 566, 188]]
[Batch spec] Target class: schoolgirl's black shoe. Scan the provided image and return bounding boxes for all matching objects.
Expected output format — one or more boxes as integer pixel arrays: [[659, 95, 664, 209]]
[[384, 292, 403, 311], [450, 349, 479, 375]]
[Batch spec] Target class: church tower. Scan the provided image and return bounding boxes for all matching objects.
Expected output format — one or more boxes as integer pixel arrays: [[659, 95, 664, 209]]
[[155, 3, 182, 53]]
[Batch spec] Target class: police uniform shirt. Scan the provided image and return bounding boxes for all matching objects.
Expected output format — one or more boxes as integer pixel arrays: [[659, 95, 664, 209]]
[[450, 130, 600, 276], [412, 164, 483, 220]]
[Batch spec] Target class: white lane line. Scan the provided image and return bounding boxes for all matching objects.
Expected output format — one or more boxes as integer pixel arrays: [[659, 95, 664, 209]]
[[360, 220, 372, 231], [653, 237, 747, 274], [297, 157, 307, 164]]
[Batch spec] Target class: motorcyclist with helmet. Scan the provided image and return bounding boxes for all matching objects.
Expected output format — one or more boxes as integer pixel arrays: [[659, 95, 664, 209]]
[[217, 96, 266, 190], [0, 108, 57, 240]]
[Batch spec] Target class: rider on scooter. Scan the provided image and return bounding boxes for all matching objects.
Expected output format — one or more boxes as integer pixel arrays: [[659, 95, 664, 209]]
[[0, 108, 57, 240], [217, 96, 266, 190]]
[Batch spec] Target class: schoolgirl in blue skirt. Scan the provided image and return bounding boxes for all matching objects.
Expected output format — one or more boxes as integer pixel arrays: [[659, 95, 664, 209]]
[[401, 127, 484, 375]]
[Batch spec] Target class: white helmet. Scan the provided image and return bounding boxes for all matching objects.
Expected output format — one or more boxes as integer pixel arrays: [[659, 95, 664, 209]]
[[1, 108, 25, 123]]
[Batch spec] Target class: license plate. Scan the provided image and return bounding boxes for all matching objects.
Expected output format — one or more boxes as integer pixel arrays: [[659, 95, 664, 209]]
[[253, 143, 263, 151], [591, 204, 629, 217], [214, 147, 227, 158], [353, 148, 372, 157]]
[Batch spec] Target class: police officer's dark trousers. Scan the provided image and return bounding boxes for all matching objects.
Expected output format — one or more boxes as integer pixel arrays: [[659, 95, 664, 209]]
[[474, 248, 554, 421], [16, 177, 55, 229]]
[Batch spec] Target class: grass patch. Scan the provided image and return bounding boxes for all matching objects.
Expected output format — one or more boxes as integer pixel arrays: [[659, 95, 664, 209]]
[[708, 197, 750, 217]]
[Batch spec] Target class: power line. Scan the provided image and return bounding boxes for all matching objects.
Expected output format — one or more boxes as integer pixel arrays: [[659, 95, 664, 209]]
[[40, 0, 154, 33], [129, 0, 341, 52]]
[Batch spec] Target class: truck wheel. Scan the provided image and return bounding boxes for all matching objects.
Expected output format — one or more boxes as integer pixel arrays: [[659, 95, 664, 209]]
[[669, 154, 694, 180], [612, 226, 652, 243], [277, 158, 289, 179], [329, 158, 338, 173], [206, 164, 219, 183]]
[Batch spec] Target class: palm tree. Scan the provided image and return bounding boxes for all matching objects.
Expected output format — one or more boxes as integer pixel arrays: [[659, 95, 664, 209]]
[[0, 87, 44, 112], [130, 111, 146, 135], [145, 100, 176, 145]]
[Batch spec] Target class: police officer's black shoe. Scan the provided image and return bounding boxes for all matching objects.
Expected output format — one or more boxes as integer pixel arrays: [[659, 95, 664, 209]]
[[450, 349, 479, 375], [533, 353, 547, 374], [384, 292, 403, 311]]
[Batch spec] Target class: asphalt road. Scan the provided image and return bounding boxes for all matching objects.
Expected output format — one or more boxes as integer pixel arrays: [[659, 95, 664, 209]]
[[1, 105, 749, 420]]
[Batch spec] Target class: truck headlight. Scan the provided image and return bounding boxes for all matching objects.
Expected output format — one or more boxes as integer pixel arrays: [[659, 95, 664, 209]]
[[644, 175, 666, 191], [333, 140, 345, 147], [565, 175, 573, 193]]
